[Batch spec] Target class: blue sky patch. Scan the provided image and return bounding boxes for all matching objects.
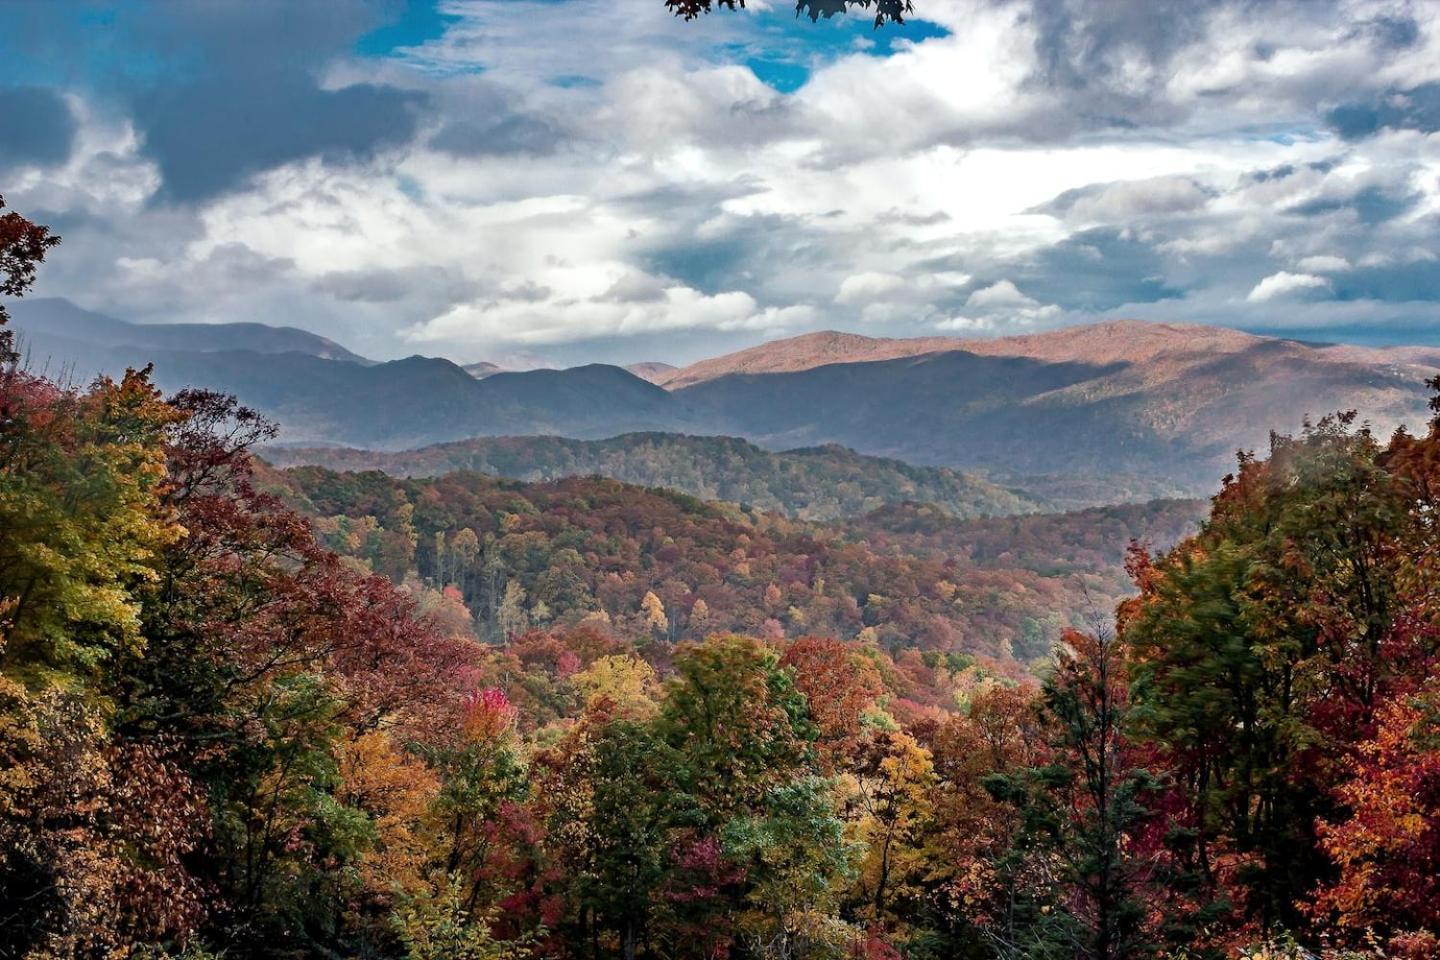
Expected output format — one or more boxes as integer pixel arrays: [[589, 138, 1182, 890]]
[[355, 1, 462, 58], [725, 7, 947, 92]]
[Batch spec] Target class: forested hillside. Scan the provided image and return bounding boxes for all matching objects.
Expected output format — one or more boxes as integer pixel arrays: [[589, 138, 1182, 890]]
[[269, 463, 1201, 667], [262, 433, 1040, 521]]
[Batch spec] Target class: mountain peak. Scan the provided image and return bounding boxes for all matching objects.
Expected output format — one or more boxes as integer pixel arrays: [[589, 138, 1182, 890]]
[[658, 328, 958, 389], [659, 319, 1276, 389]]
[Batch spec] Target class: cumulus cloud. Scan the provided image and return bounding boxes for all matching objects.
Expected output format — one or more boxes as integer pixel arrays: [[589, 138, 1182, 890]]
[[934, 315, 1000, 332], [1247, 271, 1332, 302], [836, 271, 908, 304], [939, 278, 1061, 331], [1040, 176, 1214, 222], [966, 279, 1034, 309]]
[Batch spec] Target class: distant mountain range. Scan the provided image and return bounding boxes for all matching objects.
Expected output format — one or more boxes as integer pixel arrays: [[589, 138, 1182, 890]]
[[9, 298, 710, 448], [11, 297, 1438, 500], [13, 297, 368, 369], [260, 432, 1040, 521]]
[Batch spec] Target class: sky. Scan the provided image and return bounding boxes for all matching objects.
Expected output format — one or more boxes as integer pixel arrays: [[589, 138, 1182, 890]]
[[1, 0, 1438, 366]]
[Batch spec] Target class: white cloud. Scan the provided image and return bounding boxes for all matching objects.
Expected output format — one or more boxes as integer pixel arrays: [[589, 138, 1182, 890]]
[[1052, 176, 1213, 222], [836, 271, 907, 304], [934, 315, 998, 332], [1247, 271, 1332, 302], [955, 279, 1061, 329], [1295, 255, 1351, 273], [405, 283, 812, 346], [966, 279, 1035, 309]]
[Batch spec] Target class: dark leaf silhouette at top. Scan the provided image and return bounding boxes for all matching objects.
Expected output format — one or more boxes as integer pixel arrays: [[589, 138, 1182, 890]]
[[666, 0, 914, 27]]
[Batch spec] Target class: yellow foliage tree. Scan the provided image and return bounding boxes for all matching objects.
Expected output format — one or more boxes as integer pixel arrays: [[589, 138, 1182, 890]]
[[640, 590, 668, 637], [571, 654, 660, 721]]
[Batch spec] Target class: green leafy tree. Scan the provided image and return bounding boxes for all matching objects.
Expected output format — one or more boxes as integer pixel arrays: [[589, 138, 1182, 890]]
[[580, 719, 682, 960], [1123, 417, 1407, 927], [0, 370, 183, 690], [723, 777, 860, 960], [658, 634, 816, 821], [984, 628, 1162, 960], [393, 875, 532, 960]]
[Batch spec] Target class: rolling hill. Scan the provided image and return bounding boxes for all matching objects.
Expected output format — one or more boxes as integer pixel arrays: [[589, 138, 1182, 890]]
[[260, 432, 1041, 521], [146, 351, 704, 449]]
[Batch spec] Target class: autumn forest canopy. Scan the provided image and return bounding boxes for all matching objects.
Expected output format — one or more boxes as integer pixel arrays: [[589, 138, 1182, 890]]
[[4, 157, 1440, 960]]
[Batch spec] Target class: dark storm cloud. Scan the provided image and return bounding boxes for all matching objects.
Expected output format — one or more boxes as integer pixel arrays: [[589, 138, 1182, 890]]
[[1014, 0, 1252, 128], [646, 234, 760, 295], [1352, 13, 1422, 50], [1024, 0, 1225, 91], [618, 182, 819, 300], [114, 3, 429, 203], [140, 81, 425, 204], [0, 86, 77, 168], [1013, 228, 1183, 311], [1244, 158, 1342, 185], [642, 212, 833, 297], [1325, 81, 1440, 140], [1247, 163, 1296, 183]]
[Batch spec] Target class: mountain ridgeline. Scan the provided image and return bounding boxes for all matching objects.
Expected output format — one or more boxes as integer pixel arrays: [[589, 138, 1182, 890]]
[[14, 298, 1440, 499], [261, 433, 1040, 521]]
